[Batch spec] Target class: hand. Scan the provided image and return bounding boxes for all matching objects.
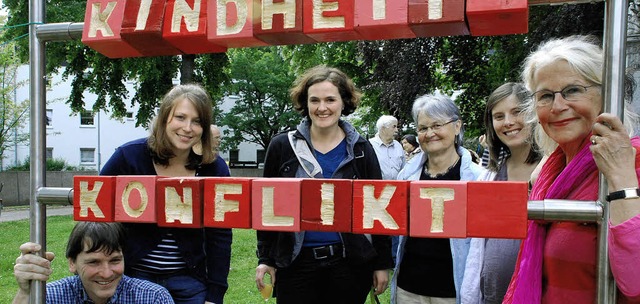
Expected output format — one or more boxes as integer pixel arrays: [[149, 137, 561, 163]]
[[590, 113, 638, 190], [372, 269, 389, 295], [255, 264, 276, 291], [479, 134, 488, 149], [14, 242, 55, 293]]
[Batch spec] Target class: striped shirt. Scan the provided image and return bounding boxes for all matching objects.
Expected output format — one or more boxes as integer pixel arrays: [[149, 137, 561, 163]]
[[132, 233, 187, 274], [46, 274, 174, 304]]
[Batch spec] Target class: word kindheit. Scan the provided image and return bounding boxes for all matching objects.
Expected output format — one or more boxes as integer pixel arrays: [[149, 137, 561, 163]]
[[74, 175, 528, 239], [81, 0, 529, 58]]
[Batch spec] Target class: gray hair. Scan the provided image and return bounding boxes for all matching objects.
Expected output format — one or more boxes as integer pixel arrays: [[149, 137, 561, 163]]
[[522, 35, 603, 154], [412, 92, 464, 147], [376, 115, 398, 131]]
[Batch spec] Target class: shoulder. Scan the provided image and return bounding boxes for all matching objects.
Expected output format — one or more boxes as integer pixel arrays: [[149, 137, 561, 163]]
[[199, 156, 231, 177], [120, 275, 174, 302], [46, 276, 81, 300], [117, 138, 149, 151]]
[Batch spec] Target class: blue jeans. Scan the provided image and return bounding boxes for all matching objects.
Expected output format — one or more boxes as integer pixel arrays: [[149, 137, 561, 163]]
[[130, 269, 207, 304]]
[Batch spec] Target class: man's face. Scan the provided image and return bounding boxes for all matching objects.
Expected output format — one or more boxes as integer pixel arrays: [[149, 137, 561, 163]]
[[68, 245, 124, 304], [379, 121, 398, 143], [211, 126, 221, 150]]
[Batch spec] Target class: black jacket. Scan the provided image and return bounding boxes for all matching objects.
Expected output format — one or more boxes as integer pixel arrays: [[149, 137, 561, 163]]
[[256, 121, 393, 271]]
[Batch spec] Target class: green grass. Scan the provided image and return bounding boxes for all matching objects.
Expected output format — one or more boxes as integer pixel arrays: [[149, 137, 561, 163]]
[[0, 215, 391, 303]]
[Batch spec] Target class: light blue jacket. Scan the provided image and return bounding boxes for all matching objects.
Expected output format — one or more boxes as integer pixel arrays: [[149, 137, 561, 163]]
[[391, 146, 486, 304]]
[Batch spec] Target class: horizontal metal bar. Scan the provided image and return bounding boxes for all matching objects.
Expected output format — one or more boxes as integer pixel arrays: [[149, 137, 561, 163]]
[[528, 199, 603, 222], [35, 22, 83, 42], [36, 187, 73, 205], [529, 0, 604, 5]]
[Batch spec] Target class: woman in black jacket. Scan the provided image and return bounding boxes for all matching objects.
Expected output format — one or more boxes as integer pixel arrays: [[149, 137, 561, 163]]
[[255, 65, 393, 304]]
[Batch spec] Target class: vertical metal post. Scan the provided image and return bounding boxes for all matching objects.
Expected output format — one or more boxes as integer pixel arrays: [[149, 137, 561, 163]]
[[599, 0, 628, 302], [29, 0, 47, 302]]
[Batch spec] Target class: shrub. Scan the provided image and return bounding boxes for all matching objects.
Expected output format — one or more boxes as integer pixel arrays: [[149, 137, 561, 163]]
[[5, 157, 83, 171]]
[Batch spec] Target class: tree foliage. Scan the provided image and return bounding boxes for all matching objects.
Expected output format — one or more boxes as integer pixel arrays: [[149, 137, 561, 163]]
[[220, 47, 299, 150], [1, 0, 229, 128], [0, 42, 30, 165]]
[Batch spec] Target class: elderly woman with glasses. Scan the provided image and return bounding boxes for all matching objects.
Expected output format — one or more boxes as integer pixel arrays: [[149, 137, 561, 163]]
[[391, 93, 485, 304], [503, 35, 640, 303]]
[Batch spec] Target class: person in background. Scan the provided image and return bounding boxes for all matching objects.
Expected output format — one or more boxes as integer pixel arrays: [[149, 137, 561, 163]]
[[100, 84, 232, 304], [391, 93, 485, 304], [503, 35, 640, 303], [369, 115, 405, 267], [401, 134, 421, 163], [193, 124, 223, 159], [461, 82, 543, 304], [255, 65, 393, 304], [12, 222, 174, 304], [369, 115, 405, 181]]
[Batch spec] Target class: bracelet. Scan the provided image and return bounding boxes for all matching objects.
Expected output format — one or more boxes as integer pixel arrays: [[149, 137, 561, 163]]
[[606, 188, 640, 202]]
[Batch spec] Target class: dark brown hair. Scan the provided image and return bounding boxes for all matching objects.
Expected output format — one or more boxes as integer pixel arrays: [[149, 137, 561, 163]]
[[483, 82, 542, 171], [290, 65, 361, 117]]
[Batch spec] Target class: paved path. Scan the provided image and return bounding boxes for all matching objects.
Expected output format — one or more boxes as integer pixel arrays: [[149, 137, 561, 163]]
[[0, 205, 73, 222]]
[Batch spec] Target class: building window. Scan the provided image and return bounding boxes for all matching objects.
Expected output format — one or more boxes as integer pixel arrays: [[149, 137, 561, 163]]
[[229, 149, 239, 163], [80, 110, 94, 126], [80, 148, 95, 163], [257, 149, 266, 164], [46, 148, 53, 160], [46, 109, 53, 127]]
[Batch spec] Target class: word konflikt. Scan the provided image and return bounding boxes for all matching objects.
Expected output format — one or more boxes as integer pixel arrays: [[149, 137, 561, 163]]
[[82, 0, 529, 58], [74, 175, 529, 239]]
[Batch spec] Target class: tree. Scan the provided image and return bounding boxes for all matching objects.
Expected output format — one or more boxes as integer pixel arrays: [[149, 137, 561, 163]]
[[1, 0, 229, 128], [0, 42, 30, 167], [220, 47, 299, 150]]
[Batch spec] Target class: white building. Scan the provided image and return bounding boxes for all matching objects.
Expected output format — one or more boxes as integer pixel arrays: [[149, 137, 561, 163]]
[[2, 65, 263, 171], [3, 65, 149, 171]]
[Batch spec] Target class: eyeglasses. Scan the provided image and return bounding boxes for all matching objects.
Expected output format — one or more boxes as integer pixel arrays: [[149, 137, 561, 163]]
[[417, 119, 457, 134], [531, 84, 598, 107]]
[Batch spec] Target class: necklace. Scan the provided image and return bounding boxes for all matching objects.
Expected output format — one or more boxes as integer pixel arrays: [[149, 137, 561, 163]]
[[423, 156, 461, 178]]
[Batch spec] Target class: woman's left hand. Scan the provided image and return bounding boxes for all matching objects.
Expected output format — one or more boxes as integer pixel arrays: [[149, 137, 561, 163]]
[[590, 113, 637, 190], [372, 269, 389, 295]]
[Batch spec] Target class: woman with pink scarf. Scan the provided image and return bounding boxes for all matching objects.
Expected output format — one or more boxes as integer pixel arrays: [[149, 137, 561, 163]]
[[503, 35, 640, 303]]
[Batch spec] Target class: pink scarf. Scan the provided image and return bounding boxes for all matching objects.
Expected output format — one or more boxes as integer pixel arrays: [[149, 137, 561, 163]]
[[503, 137, 599, 303], [503, 136, 640, 303]]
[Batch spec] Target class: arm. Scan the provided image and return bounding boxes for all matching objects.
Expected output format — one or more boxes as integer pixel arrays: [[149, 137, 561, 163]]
[[204, 227, 232, 303], [590, 113, 640, 298], [12, 243, 55, 304]]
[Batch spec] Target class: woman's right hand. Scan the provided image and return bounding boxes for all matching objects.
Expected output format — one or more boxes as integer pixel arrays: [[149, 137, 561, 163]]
[[255, 264, 276, 291]]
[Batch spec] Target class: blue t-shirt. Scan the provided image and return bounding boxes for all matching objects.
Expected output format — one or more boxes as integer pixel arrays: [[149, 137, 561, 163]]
[[303, 139, 346, 247]]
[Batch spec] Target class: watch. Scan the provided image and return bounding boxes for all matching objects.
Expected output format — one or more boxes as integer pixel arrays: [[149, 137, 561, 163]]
[[606, 188, 640, 202]]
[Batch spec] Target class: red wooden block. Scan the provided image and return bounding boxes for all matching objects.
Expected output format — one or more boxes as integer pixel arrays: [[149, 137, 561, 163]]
[[82, 0, 143, 58], [408, 0, 469, 37], [162, 0, 228, 54], [207, 0, 269, 48], [74, 176, 116, 222], [354, 0, 415, 41], [203, 177, 253, 229], [466, 181, 528, 238], [114, 176, 159, 223], [253, 0, 316, 45], [300, 179, 352, 232], [251, 178, 301, 232], [302, 0, 360, 42], [352, 180, 408, 236], [409, 181, 467, 238], [156, 177, 204, 228], [466, 0, 528, 36], [120, 0, 183, 57]]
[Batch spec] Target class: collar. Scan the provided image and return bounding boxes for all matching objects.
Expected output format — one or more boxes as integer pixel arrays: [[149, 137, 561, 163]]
[[78, 275, 123, 304]]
